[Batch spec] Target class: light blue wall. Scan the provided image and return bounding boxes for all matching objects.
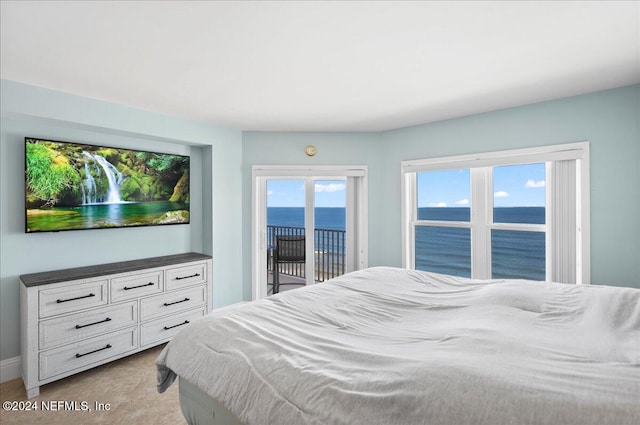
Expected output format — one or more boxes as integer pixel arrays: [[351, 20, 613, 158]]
[[0, 80, 244, 362], [242, 85, 640, 293]]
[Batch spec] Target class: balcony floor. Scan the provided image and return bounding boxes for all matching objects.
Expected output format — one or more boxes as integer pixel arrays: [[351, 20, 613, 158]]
[[267, 271, 306, 294]]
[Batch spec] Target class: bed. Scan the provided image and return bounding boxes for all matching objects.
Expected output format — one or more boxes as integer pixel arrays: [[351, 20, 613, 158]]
[[156, 267, 640, 425]]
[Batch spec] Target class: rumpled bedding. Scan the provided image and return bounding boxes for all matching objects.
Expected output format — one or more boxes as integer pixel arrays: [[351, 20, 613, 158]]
[[157, 267, 640, 425]]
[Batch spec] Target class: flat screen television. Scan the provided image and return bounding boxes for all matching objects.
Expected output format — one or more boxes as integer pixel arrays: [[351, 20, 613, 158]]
[[25, 137, 190, 233]]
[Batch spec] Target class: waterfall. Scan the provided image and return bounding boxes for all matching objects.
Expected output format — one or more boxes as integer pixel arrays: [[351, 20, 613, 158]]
[[82, 151, 123, 204], [82, 162, 97, 204]]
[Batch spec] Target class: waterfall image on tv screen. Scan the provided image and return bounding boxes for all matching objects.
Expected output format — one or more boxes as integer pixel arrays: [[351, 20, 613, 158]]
[[25, 138, 190, 233]]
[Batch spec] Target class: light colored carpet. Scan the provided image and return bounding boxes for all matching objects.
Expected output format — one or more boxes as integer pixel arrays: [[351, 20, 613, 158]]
[[0, 344, 186, 425]]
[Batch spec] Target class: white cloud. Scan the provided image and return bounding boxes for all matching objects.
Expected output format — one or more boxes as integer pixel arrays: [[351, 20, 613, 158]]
[[315, 183, 345, 193], [494, 191, 509, 198], [525, 179, 545, 188], [429, 202, 447, 207], [455, 199, 469, 205], [267, 190, 274, 196]]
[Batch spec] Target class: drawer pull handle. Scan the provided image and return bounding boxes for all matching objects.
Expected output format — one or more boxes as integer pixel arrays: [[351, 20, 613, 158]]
[[175, 273, 200, 280], [75, 344, 112, 358], [163, 298, 190, 307], [123, 282, 154, 290], [57, 293, 95, 303], [163, 320, 190, 330], [75, 317, 112, 329]]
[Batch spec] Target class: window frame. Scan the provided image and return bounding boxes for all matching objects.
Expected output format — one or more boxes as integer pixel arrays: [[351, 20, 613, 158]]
[[401, 142, 590, 284]]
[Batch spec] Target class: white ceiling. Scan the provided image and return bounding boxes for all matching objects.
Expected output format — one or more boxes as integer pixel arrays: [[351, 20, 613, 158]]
[[1, 1, 639, 132]]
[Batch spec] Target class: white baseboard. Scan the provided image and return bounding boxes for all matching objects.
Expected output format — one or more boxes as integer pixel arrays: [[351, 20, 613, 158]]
[[0, 356, 22, 384]]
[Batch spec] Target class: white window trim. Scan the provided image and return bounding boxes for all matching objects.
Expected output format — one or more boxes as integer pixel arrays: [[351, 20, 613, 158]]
[[401, 142, 587, 172], [401, 142, 590, 284], [252, 165, 368, 300], [253, 165, 366, 177]]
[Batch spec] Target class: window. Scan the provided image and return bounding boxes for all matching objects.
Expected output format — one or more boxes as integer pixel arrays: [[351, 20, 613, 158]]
[[415, 169, 472, 277], [491, 163, 546, 280], [401, 143, 590, 284]]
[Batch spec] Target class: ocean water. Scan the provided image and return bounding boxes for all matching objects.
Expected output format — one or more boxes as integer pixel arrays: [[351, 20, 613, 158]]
[[416, 207, 545, 280], [267, 207, 545, 281], [268, 207, 345, 231]]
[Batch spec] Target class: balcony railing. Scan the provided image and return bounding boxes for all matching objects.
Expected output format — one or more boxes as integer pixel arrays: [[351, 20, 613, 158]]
[[267, 225, 345, 282]]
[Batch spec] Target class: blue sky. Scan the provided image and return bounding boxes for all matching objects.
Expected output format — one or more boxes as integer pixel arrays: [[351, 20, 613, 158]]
[[267, 179, 346, 208], [417, 163, 546, 208], [267, 163, 545, 208]]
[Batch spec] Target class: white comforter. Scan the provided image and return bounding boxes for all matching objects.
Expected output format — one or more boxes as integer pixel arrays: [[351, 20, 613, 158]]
[[157, 267, 640, 425]]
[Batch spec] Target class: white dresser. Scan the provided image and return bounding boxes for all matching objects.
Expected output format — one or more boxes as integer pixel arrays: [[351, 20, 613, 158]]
[[20, 252, 212, 398]]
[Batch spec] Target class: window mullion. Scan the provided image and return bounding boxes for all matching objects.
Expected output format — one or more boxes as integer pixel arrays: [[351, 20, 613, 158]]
[[402, 172, 417, 269], [490, 223, 546, 232], [414, 220, 470, 228]]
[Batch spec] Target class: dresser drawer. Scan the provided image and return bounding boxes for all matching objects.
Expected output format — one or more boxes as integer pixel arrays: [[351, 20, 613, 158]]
[[140, 285, 207, 321], [39, 280, 109, 318], [39, 301, 137, 350], [39, 327, 137, 381], [140, 308, 205, 347], [111, 271, 163, 302], [166, 262, 207, 291]]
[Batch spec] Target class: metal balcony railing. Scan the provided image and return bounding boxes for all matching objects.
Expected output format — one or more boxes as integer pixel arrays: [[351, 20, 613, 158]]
[[267, 225, 345, 282]]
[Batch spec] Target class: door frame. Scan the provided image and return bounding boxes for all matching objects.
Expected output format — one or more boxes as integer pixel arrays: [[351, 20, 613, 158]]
[[252, 165, 368, 300]]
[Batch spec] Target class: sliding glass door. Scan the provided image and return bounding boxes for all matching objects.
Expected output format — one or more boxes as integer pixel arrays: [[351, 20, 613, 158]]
[[252, 166, 367, 299], [314, 180, 347, 282], [266, 178, 309, 293], [265, 178, 347, 294]]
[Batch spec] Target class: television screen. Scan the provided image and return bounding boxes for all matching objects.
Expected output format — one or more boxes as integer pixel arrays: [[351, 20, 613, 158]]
[[25, 138, 190, 233]]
